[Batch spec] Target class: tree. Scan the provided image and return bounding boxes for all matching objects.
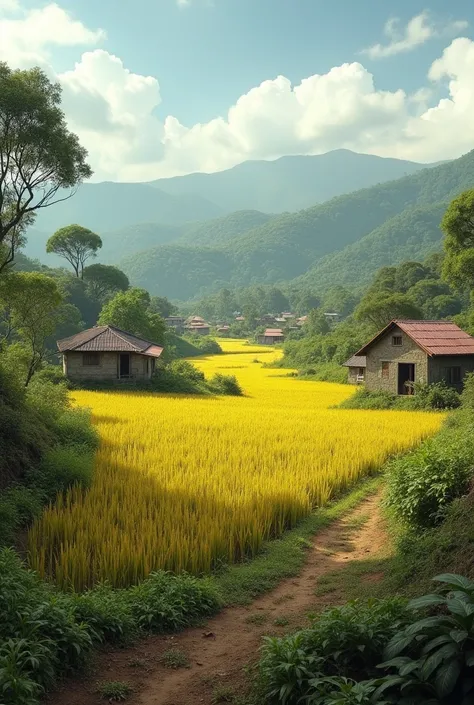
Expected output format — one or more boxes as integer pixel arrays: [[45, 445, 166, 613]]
[[98, 288, 165, 343], [0, 272, 63, 385], [355, 293, 423, 330], [322, 286, 357, 317], [306, 308, 330, 335], [149, 295, 177, 319], [264, 287, 290, 315], [46, 225, 102, 278], [442, 190, 474, 292], [394, 261, 429, 292], [215, 288, 237, 320], [83, 263, 129, 300], [0, 63, 92, 257]]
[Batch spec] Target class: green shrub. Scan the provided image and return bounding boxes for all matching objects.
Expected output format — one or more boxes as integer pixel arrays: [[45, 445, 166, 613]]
[[408, 381, 460, 410], [25, 378, 70, 428], [54, 408, 98, 451], [339, 388, 396, 410], [32, 446, 94, 500], [461, 372, 474, 409], [209, 373, 243, 396], [185, 335, 222, 355], [0, 487, 43, 546], [97, 681, 132, 701], [386, 424, 474, 528], [341, 383, 461, 411], [72, 586, 138, 645]]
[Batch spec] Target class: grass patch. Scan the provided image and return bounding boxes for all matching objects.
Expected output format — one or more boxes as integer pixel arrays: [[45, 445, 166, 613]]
[[273, 616, 290, 627], [161, 647, 190, 669], [244, 613, 268, 626], [214, 476, 381, 606], [97, 681, 133, 701]]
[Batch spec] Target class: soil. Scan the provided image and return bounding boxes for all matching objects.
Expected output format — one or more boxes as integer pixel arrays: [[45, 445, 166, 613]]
[[47, 492, 387, 705]]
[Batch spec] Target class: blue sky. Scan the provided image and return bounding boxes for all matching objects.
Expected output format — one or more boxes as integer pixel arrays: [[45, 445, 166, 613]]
[[2, 0, 474, 180]]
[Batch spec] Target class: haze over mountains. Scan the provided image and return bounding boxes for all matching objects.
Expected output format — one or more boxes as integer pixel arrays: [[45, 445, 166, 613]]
[[22, 147, 474, 302]]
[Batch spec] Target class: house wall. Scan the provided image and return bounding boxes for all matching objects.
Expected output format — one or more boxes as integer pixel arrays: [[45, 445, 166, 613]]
[[365, 325, 428, 394], [428, 355, 474, 388], [347, 367, 365, 384], [64, 351, 152, 381]]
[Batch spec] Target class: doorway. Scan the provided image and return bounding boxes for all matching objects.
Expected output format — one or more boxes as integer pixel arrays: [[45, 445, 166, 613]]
[[398, 363, 415, 395], [119, 353, 131, 378]]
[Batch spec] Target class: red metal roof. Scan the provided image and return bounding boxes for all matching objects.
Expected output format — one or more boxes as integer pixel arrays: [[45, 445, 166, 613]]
[[57, 325, 163, 358], [356, 320, 474, 357]]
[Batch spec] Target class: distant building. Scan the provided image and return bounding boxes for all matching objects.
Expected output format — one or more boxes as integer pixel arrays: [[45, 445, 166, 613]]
[[185, 315, 211, 336], [324, 312, 340, 325], [343, 355, 366, 384], [296, 316, 307, 326], [217, 325, 231, 337], [257, 328, 285, 345], [165, 316, 185, 334], [57, 325, 163, 383], [353, 320, 474, 394], [235, 315, 245, 322]]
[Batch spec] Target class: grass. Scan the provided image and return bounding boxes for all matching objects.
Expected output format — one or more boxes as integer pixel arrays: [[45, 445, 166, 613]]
[[273, 616, 290, 627], [97, 681, 133, 701], [214, 476, 382, 606], [212, 684, 236, 703], [161, 647, 190, 669], [244, 613, 268, 625]]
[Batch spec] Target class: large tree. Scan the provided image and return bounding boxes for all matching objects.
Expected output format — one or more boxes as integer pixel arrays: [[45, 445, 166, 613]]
[[46, 225, 102, 278], [0, 272, 63, 385], [0, 63, 92, 262], [98, 288, 166, 343], [355, 293, 423, 330], [83, 263, 129, 300], [442, 189, 474, 293]]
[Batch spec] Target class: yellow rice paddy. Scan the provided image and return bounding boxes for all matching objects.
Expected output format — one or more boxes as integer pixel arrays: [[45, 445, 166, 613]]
[[28, 340, 443, 590]]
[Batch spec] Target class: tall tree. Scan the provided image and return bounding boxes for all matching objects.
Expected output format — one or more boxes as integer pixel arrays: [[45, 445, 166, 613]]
[[83, 263, 129, 300], [149, 295, 177, 319], [355, 293, 422, 330], [46, 225, 102, 278], [442, 189, 474, 292], [0, 272, 63, 385], [0, 63, 92, 259], [98, 288, 166, 343]]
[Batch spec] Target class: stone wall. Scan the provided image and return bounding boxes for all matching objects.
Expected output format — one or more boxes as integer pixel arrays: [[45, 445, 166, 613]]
[[64, 351, 151, 382], [347, 367, 365, 384], [428, 355, 474, 388], [365, 325, 428, 394]]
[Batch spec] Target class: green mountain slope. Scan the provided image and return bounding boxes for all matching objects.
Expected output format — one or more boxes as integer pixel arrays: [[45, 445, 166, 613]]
[[151, 150, 429, 213], [296, 203, 447, 294], [178, 210, 274, 247]]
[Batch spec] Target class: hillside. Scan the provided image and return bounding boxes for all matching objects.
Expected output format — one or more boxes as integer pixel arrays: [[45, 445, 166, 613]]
[[121, 149, 474, 300], [31, 182, 224, 233], [151, 150, 429, 214], [178, 210, 274, 247]]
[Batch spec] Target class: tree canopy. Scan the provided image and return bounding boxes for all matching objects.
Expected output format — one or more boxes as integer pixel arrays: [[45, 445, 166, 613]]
[[46, 225, 102, 278], [98, 288, 166, 343], [355, 293, 423, 330], [0, 63, 91, 258], [83, 263, 129, 300]]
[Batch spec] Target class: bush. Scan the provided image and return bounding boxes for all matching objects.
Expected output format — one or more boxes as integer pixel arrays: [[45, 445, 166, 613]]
[[461, 371, 474, 409], [185, 335, 222, 355], [209, 373, 243, 396], [0, 487, 43, 546], [408, 381, 460, 410], [259, 598, 409, 704], [31, 446, 94, 501], [340, 383, 461, 411], [386, 415, 474, 528], [54, 408, 98, 451], [339, 388, 396, 410]]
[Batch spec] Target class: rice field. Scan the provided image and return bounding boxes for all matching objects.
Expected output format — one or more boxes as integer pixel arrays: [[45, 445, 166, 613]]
[[28, 340, 443, 590]]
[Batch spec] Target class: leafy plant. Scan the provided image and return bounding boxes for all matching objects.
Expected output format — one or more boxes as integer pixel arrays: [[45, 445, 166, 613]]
[[161, 647, 189, 669], [97, 680, 132, 701]]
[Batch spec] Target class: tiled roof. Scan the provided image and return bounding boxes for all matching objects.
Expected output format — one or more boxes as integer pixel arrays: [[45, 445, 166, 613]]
[[264, 328, 284, 336], [57, 325, 163, 357], [343, 355, 367, 368], [356, 320, 474, 357]]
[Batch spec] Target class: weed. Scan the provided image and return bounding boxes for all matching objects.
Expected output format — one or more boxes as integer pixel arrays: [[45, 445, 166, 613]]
[[161, 648, 190, 669], [244, 613, 268, 625], [97, 681, 132, 701], [273, 616, 289, 626]]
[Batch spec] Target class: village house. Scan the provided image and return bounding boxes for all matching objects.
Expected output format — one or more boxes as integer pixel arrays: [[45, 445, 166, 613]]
[[57, 325, 164, 382], [258, 328, 285, 345], [349, 320, 474, 394], [165, 316, 185, 334], [343, 355, 366, 384], [184, 316, 211, 336]]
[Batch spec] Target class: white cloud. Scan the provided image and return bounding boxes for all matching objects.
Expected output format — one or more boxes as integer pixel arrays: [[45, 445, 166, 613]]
[[362, 11, 468, 59], [2, 1, 474, 181], [0, 2, 105, 67]]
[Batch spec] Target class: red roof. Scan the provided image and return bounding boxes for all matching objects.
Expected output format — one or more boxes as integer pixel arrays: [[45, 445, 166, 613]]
[[57, 325, 164, 358], [264, 328, 284, 336], [356, 320, 474, 357]]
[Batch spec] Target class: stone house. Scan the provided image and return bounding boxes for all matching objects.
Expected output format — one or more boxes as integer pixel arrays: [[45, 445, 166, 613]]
[[57, 325, 164, 383], [343, 355, 366, 384], [353, 320, 474, 395]]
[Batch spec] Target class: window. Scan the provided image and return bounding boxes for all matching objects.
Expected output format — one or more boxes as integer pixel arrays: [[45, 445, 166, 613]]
[[445, 366, 461, 385], [392, 336, 402, 346], [382, 361, 390, 379], [83, 352, 100, 366]]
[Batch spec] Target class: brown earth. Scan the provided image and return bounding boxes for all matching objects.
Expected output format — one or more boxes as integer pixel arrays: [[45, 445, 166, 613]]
[[47, 493, 388, 705]]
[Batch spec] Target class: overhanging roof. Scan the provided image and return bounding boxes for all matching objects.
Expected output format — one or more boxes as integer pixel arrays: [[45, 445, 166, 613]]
[[356, 320, 474, 357], [57, 325, 164, 358]]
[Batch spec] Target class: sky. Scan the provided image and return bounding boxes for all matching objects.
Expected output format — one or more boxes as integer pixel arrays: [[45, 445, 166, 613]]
[[2, 0, 474, 182]]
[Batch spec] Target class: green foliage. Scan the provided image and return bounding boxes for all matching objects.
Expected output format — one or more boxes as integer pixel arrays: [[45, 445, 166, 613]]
[[83, 263, 129, 300], [442, 189, 474, 290], [46, 225, 102, 278], [97, 681, 132, 701], [354, 293, 422, 329], [461, 372, 474, 409], [98, 287, 166, 343], [161, 648, 190, 669], [185, 335, 223, 355], [0, 62, 91, 256], [385, 413, 474, 529], [209, 373, 243, 396], [341, 383, 460, 412]]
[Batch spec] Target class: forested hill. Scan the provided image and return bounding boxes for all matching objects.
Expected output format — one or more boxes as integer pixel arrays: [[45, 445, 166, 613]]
[[151, 150, 428, 214], [118, 149, 474, 299]]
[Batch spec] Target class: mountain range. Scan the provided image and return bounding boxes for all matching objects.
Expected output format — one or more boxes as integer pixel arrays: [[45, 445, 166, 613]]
[[21, 148, 474, 302]]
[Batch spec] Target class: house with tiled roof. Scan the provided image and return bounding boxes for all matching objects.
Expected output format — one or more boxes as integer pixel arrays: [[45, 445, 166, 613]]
[[257, 328, 285, 345], [57, 325, 164, 382], [351, 320, 474, 394]]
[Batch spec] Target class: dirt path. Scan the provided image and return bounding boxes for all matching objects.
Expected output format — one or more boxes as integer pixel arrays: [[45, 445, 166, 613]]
[[48, 493, 387, 705]]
